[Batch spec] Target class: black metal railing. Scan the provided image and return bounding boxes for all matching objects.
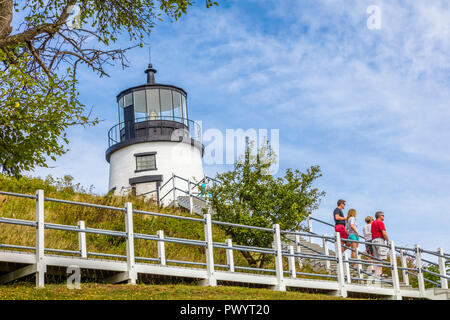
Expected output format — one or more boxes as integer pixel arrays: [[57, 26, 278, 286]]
[[108, 116, 202, 148]]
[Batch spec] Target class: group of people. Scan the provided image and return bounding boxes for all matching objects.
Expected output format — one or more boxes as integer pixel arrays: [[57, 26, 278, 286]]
[[199, 179, 212, 199], [333, 199, 390, 277]]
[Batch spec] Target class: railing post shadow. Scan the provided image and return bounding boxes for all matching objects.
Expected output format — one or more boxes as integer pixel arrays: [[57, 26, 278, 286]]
[[200, 214, 216, 287], [389, 241, 402, 300], [35, 189, 46, 288], [226, 239, 234, 273], [415, 244, 426, 297], [438, 248, 448, 289], [272, 224, 286, 291], [125, 202, 137, 284], [157, 230, 166, 266], [78, 221, 87, 258]]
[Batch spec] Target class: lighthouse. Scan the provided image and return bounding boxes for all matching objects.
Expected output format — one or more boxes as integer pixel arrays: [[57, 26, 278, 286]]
[[105, 64, 205, 205]]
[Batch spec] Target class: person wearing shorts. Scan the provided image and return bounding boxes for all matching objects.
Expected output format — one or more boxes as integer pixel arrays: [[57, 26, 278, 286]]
[[333, 199, 347, 252], [345, 209, 359, 267], [371, 211, 389, 277], [363, 216, 374, 256], [363, 216, 374, 272]]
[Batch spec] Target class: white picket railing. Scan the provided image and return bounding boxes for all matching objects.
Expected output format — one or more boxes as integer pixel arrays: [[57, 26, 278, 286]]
[[0, 189, 448, 300]]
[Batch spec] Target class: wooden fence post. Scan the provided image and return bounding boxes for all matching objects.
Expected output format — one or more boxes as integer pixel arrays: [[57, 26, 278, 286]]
[[334, 233, 347, 298], [344, 251, 351, 284], [273, 224, 286, 291], [78, 221, 87, 258], [400, 249, 409, 286], [125, 202, 137, 284], [157, 230, 166, 266], [389, 241, 402, 300], [323, 235, 330, 271], [289, 245, 296, 278], [200, 214, 216, 286], [35, 189, 46, 288], [226, 239, 234, 272], [415, 244, 425, 297], [438, 248, 448, 289]]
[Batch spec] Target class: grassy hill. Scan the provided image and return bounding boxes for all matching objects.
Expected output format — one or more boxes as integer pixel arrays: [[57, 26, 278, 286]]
[[0, 283, 354, 300], [0, 174, 241, 269]]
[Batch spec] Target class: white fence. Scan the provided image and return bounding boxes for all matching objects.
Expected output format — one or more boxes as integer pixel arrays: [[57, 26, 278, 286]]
[[0, 189, 449, 300]]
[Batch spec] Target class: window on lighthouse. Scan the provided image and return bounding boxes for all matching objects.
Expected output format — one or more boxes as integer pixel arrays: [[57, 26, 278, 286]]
[[172, 91, 182, 121], [146, 89, 160, 119], [160, 89, 174, 120], [134, 90, 147, 122], [135, 154, 157, 172], [118, 97, 125, 129]]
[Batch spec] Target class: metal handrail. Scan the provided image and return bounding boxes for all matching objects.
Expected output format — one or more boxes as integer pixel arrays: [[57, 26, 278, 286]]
[[133, 208, 204, 223], [211, 220, 273, 232], [107, 116, 202, 147], [423, 269, 450, 281], [0, 190, 36, 199], [159, 175, 173, 191], [423, 277, 441, 287], [137, 189, 158, 197], [0, 217, 36, 227], [45, 197, 126, 212], [309, 216, 334, 228], [174, 174, 189, 184]]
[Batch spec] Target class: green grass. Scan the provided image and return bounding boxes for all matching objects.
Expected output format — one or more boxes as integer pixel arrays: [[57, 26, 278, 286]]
[[0, 283, 354, 300]]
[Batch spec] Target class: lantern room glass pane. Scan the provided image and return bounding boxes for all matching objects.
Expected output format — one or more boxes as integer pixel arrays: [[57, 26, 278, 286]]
[[146, 89, 160, 119], [119, 97, 125, 129], [124, 93, 133, 107], [133, 90, 147, 122], [160, 89, 173, 119], [182, 95, 188, 125], [172, 91, 182, 122]]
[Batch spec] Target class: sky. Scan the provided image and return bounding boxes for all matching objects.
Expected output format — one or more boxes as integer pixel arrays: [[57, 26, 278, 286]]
[[28, 0, 450, 253]]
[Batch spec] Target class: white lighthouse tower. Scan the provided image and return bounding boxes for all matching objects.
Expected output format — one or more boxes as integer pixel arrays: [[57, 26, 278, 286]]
[[106, 64, 204, 205]]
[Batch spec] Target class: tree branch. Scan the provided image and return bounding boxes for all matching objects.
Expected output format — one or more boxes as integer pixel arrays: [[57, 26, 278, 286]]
[[0, 0, 77, 47], [25, 40, 51, 76]]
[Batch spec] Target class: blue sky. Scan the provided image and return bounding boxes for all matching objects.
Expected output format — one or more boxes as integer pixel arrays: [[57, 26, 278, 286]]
[[29, 0, 450, 252]]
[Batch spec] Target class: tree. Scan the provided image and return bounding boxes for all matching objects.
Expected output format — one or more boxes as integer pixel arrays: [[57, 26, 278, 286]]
[[0, 0, 219, 176], [209, 142, 325, 268]]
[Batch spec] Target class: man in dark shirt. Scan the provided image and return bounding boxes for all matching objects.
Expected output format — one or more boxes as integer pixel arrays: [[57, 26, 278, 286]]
[[334, 199, 347, 252]]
